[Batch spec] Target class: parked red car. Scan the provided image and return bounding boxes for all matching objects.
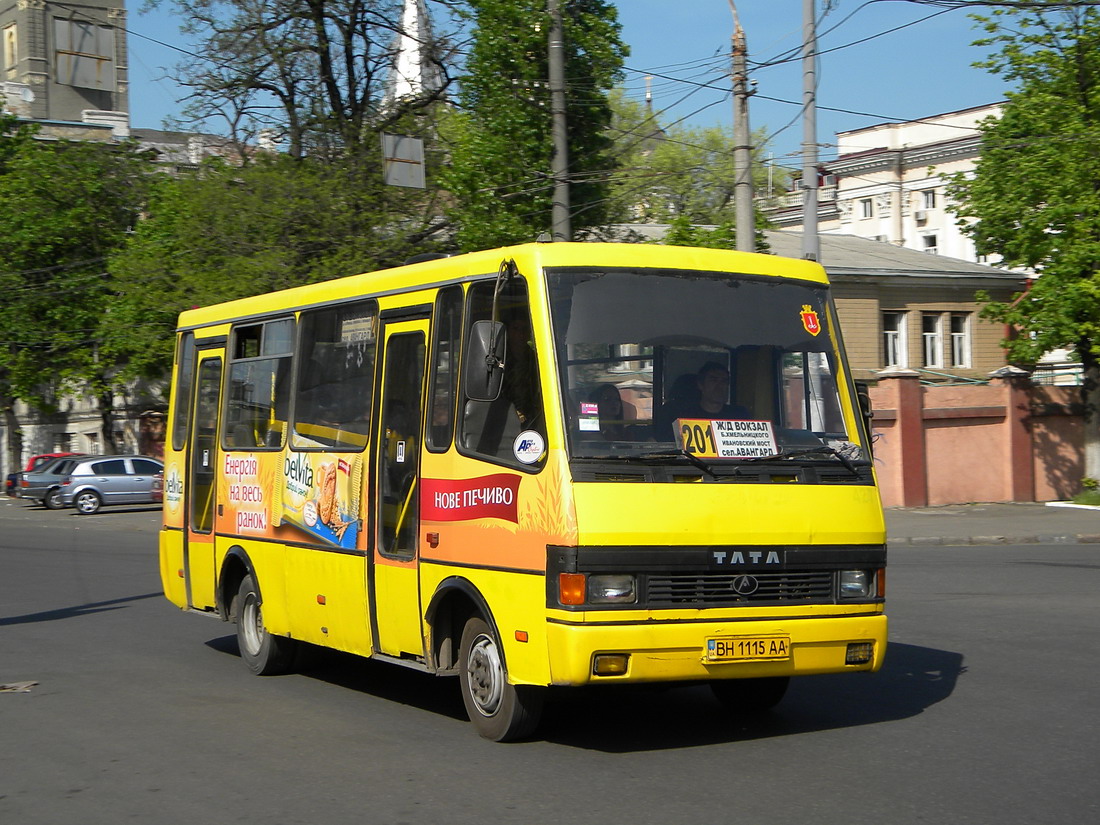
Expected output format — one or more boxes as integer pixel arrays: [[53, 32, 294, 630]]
[[6, 453, 84, 497]]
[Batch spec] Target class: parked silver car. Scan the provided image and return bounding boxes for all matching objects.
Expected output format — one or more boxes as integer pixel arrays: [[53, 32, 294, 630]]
[[58, 455, 165, 515], [19, 456, 86, 509]]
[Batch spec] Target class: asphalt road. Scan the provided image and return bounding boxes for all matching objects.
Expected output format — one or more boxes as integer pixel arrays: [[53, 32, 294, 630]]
[[2, 498, 1098, 825]]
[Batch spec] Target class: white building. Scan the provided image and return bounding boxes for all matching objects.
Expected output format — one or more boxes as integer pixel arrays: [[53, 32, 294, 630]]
[[768, 103, 1003, 264], [826, 103, 1002, 262]]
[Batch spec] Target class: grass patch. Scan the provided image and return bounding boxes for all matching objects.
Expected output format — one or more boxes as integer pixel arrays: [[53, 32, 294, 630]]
[[1072, 490, 1100, 506]]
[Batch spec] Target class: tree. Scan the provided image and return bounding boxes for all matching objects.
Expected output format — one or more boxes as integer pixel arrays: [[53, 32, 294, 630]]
[[945, 4, 1100, 483], [0, 113, 42, 469], [0, 133, 158, 451], [155, 0, 459, 161], [106, 152, 451, 379], [605, 90, 781, 250], [440, 0, 627, 250]]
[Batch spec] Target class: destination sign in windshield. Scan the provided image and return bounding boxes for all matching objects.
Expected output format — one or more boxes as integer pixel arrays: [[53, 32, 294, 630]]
[[676, 418, 778, 459]]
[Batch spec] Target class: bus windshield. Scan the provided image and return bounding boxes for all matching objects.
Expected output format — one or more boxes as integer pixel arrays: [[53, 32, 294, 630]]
[[546, 266, 865, 462]]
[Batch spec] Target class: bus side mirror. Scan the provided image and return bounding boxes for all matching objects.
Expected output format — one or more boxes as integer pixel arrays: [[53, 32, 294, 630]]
[[854, 380, 873, 447], [465, 320, 506, 401]]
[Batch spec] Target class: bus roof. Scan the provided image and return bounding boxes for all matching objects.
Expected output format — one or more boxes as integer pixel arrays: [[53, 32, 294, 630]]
[[175, 242, 829, 332]]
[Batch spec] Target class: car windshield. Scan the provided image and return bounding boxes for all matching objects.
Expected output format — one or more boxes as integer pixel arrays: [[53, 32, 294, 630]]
[[31, 457, 71, 475], [546, 266, 865, 463]]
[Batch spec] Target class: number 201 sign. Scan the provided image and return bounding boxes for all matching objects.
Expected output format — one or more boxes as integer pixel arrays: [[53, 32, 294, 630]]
[[675, 418, 778, 459]]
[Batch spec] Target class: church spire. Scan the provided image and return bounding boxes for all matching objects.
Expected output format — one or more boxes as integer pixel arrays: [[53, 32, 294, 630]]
[[383, 0, 444, 110]]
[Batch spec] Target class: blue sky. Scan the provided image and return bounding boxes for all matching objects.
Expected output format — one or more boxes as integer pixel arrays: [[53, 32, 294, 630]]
[[125, 1, 1008, 163]]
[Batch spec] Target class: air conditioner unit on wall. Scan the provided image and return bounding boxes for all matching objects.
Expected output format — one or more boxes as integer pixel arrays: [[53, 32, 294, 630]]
[[915, 210, 928, 224]]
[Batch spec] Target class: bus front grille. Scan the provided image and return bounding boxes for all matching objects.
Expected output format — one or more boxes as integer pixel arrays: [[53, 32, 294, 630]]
[[646, 571, 835, 606]]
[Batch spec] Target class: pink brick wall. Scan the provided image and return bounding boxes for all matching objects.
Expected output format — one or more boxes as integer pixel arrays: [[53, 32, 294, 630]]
[[867, 376, 1083, 506]]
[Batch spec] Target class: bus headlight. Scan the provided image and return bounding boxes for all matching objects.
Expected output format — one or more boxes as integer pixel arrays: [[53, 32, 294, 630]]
[[839, 569, 871, 598], [587, 574, 637, 604]]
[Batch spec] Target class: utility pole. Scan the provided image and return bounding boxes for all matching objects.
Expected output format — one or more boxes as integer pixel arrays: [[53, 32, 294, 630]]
[[548, 0, 571, 241], [801, 0, 820, 261], [729, 1, 754, 253]]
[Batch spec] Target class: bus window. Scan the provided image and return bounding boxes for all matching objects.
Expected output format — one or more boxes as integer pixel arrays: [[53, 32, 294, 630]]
[[224, 319, 294, 450], [427, 286, 463, 452], [459, 279, 545, 468], [171, 332, 195, 452], [292, 300, 377, 451]]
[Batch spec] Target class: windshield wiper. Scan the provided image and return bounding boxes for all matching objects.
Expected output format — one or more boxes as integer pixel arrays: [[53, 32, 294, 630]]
[[735, 445, 861, 476], [616, 450, 720, 479], [606, 445, 862, 478]]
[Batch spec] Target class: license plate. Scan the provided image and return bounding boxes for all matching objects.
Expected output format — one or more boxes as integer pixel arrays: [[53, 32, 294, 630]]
[[705, 636, 790, 662]]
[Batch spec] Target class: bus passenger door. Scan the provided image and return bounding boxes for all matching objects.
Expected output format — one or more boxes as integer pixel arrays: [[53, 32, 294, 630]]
[[185, 352, 223, 610], [371, 319, 428, 659]]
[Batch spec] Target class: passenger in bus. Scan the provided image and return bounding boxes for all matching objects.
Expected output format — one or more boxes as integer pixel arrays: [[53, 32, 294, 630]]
[[654, 362, 751, 439]]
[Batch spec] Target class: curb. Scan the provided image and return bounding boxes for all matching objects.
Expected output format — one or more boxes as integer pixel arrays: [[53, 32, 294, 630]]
[[889, 534, 1100, 546]]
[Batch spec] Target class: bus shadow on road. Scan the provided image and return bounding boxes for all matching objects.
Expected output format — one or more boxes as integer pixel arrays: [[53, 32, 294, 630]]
[[204, 635, 469, 722], [203, 637, 961, 751], [540, 642, 964, 752]]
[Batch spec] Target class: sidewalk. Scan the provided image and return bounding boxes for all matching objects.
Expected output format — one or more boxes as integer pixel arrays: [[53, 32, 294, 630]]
[[886, 501, 1100, 546]]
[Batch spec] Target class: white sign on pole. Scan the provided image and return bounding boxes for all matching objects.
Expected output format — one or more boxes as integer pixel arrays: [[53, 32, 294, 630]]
[[381, 133, 426, 189]]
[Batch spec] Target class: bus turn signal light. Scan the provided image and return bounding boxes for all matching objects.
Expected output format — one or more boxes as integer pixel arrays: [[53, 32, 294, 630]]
[[559, 573, 586, 605], [593, 654, 629, 676]]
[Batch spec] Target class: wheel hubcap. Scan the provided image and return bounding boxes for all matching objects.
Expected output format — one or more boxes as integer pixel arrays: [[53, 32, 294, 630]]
[[240, 594, 264, 656], [466, 633, 504, 717]]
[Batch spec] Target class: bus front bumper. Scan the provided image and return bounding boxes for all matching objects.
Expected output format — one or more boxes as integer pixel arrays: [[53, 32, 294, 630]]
[[544, 612, 887, 686]]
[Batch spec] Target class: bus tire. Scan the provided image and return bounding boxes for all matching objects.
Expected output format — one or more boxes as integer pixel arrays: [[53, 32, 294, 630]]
[[710, 676, 790, 714], [235, 573, 297, 676], [458, 616, 543, 742]]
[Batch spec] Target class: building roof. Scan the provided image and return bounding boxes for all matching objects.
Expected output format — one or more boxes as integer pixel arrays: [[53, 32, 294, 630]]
[[765, 231, 1026, 284], [607, 224, 1027, 287]]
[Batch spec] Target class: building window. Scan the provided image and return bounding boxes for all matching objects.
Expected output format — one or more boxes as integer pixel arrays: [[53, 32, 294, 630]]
[[922, 234, 938, 255], [883, 311, 907, 368], [860, 198, 873, 219], [950, 312, 971, 368], [54, 19, 116, 92], [922, 190, 937, 210], [3, 24, 16, 80], [922, 313, 943, 368]]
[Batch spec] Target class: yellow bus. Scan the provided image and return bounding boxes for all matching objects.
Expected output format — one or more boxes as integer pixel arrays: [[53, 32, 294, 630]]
[[159, 241, 887, 741]]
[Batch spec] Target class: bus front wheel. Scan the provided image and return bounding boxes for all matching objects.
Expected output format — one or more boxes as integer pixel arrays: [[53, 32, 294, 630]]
[[458, 616, 543, 742], [235, 573, 298, 676]]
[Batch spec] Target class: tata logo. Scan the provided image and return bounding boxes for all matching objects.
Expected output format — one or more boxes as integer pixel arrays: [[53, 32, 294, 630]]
[[711, 550, 781, 565], [731, 575, 760, 596]]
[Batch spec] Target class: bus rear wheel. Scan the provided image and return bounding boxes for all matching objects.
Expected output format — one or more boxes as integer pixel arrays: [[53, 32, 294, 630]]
[[710, 676, 790, 714], [235, 573, 298, 676], [458, 616, 543, 742]]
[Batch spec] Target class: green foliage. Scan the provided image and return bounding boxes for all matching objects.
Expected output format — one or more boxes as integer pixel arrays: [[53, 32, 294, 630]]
[[0, 114, 39, 171], [660, 215, 736, 249], [107, 152, 450, 377], [0, 137, 157, 407], [947, 6, 1100, 365], [1072, 487, 1100, 506], [606, 89, 782, 232], [441, 0, 627, 250]]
